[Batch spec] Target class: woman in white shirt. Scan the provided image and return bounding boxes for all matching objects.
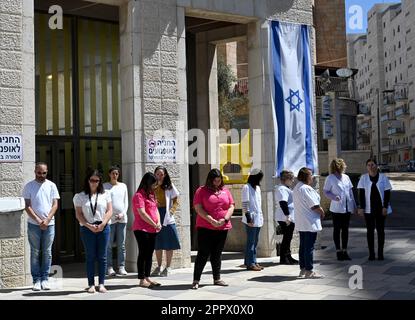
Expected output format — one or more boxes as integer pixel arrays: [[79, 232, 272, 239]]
[[242, 169, 264, 271], [293, 168, 325, 279], [274, 170, 297, 265], [73, 169, 112, 293], [104, 166, 129, 276], [357, 159, 392, 261], [151, 166, 181, 277], [323, 159, 357, 261]]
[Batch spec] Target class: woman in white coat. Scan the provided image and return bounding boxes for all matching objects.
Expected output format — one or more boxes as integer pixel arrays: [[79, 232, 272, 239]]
[[151, 166, 181, 277], [357, 159, 392, 261], [323, 159, 357, 261], [242, 169, 264, 271]]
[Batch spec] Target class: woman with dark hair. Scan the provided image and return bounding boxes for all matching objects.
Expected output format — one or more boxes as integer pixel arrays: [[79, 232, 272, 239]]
[[293, 168, 325, 279], [104, 166, 129, 276], [242, 169, 264, 271], [151, 166, 181, 277], [357, 159, 392, 260], [73, 169, 113, 293], [274, 170, 298, 265], [132, 172, 162, 288], [191, 169, 235, 289]]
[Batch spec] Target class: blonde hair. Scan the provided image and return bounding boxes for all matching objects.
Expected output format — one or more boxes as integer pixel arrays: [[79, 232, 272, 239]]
[[280, 170, 295, 182], [330, 158, 346, 174]]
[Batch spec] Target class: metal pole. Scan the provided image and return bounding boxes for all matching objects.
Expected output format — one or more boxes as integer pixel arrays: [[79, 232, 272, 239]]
[[377, 88, 381, 162]]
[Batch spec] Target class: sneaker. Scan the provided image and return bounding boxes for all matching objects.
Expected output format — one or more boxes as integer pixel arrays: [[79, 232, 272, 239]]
[[87, 285, 96, 294], [161, 267, 171, 277], [118, 267, 128, 276], [305, 270, 324, 279], [151, 266, 162, 277], [98, 284, 107, 293], [41, 280, 50, 290], [298, 269, 306, 278], [32, 281, 41, 291], [107, 267, 116, 276], [246, 265, 262, 271]]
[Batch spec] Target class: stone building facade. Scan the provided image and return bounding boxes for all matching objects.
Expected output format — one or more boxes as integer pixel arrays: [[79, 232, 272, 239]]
[[0, 0, 317, 287]]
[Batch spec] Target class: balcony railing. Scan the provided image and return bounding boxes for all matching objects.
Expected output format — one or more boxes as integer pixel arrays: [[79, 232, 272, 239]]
[[389, 143, 411, 151], [315, 76, 351, 98], [388, 127, 405, 135], [395, 105, 410, 118]]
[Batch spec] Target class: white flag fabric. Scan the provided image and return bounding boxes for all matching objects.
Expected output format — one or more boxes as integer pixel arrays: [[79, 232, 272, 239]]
[[268, 21, 318, 178]]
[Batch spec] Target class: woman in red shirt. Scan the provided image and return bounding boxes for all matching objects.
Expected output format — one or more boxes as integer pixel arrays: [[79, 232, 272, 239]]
[[132, 172, 162, 288], [191, 169, 235, 289]]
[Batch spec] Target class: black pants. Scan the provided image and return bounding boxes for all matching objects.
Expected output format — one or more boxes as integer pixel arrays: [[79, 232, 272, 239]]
[[278, 221, 295, 258], [134, 230, 157, 279], [193, 228, 228, 282], [332, 212, 351, 250], [364, 212, 386, 255]]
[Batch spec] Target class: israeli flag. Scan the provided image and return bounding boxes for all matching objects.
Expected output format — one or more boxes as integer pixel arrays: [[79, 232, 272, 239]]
[[268, 21, 318, 178]]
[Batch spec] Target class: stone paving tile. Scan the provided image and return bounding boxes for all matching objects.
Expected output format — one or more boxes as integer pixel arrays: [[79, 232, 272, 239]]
[[380, 291, 415, 300], [319, 286, 356, 297], [350, 289, 390, 300], [383, 266, 415, 276], [296, 284, 336, 294], [323, 294, 368, 300], [232, 287, 276, 298]]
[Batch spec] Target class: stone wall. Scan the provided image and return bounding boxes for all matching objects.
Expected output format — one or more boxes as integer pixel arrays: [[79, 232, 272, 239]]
[[0, 0, 35, 288]]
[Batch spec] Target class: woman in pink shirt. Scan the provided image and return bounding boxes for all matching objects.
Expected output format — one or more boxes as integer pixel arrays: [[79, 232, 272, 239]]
[[191, 169, 235, 289], [132, 172, 162, 288]]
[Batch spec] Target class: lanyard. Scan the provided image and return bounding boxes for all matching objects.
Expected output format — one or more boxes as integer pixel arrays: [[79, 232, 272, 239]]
[[89, 193, 98, 216]]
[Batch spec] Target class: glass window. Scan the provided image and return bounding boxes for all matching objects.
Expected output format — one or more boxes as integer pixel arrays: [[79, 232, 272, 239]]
[[341, 115, 357, 151]]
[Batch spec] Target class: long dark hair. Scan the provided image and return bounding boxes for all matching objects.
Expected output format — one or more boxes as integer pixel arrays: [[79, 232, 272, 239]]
[[154, 166, 172, 190], [83, 168, 104, 195], [205, 168, 224, 190], [247, 169, 264, 189], [137, 172, 157, 198]]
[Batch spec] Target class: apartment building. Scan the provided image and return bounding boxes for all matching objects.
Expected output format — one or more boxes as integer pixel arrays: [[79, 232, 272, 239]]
[[348, 1, 415, 169]]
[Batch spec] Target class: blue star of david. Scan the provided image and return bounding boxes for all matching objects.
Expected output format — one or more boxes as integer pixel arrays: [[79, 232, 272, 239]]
[[285, 89, 303, 112]]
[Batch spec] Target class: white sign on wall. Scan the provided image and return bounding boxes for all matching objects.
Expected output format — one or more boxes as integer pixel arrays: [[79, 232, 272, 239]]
[[0, 135, 23, 162], [146, 137, 176, 163]]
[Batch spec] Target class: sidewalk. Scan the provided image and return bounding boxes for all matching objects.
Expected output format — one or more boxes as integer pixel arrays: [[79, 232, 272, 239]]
[[1, 227, 415, 300]]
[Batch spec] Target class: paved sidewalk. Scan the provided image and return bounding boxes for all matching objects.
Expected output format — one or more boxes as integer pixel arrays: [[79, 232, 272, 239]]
[[1, 227, 415, 300]]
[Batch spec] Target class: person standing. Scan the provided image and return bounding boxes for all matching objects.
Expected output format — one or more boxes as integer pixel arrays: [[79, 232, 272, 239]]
[[151, 166, 181, 277], [274, 170, 298, 265], [242, 169, 264, 271], [23, 162, 60, 291], [73, 169, 112, 293], [104, 166, 129, 276], [293, 168, 325, 279], [191, 169, 235, 289], [132, 172, 162, 288], [357, 159, 392, 260], [323, 159, 357, 261]]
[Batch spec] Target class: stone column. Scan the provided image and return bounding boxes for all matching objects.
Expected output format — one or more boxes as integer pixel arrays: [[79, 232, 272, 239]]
[[0, 0, 35, 287], [119, 0, 191, 271]]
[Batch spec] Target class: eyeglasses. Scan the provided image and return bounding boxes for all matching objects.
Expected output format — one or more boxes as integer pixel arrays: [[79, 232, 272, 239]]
[[36, 172, 47, 175], [89, 179, 100, 183]]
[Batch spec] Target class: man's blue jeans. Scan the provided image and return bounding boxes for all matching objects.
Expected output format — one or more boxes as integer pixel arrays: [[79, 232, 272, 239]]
[[27, 223, 55, 283], [244, 225, 261, 267], [299, 231, 318, 271], [80, 225, 110, 286], [107, 222, 127, 268]]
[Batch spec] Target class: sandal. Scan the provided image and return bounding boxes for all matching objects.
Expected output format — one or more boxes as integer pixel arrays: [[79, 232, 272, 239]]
[[149, 280, 161, 287], [139, 280, 152, 288], [191, 282, 199, 290], [214, 280, 229, 287]]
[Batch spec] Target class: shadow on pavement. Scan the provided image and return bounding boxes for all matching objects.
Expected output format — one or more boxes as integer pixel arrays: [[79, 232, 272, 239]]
[[22, 290, 85, 297], [248, 275, 299, 283]]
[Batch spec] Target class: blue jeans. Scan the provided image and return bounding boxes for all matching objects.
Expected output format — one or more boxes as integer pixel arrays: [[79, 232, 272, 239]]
[[80, 225, 110, 286], [299, 231, 318, 271], [27, 223, 55, 283], [244, 225, 261, 267], [107, 222, 126, 268]]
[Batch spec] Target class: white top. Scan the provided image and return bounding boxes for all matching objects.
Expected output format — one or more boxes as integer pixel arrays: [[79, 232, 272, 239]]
[[22, 179, 60, 226], [274, 184, 295, 223], [241, 184, 264, 227], [162, 184, 180, 226], [103, 182, 128, 224], [293, 182, 322, 232], [73, 191, 112, 226], [357, 173, 393, 214], [323, 174, 356, 214]]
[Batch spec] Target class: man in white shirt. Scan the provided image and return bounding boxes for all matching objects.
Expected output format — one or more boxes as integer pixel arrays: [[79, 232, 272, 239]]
[[23, 162, 60, 291]]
